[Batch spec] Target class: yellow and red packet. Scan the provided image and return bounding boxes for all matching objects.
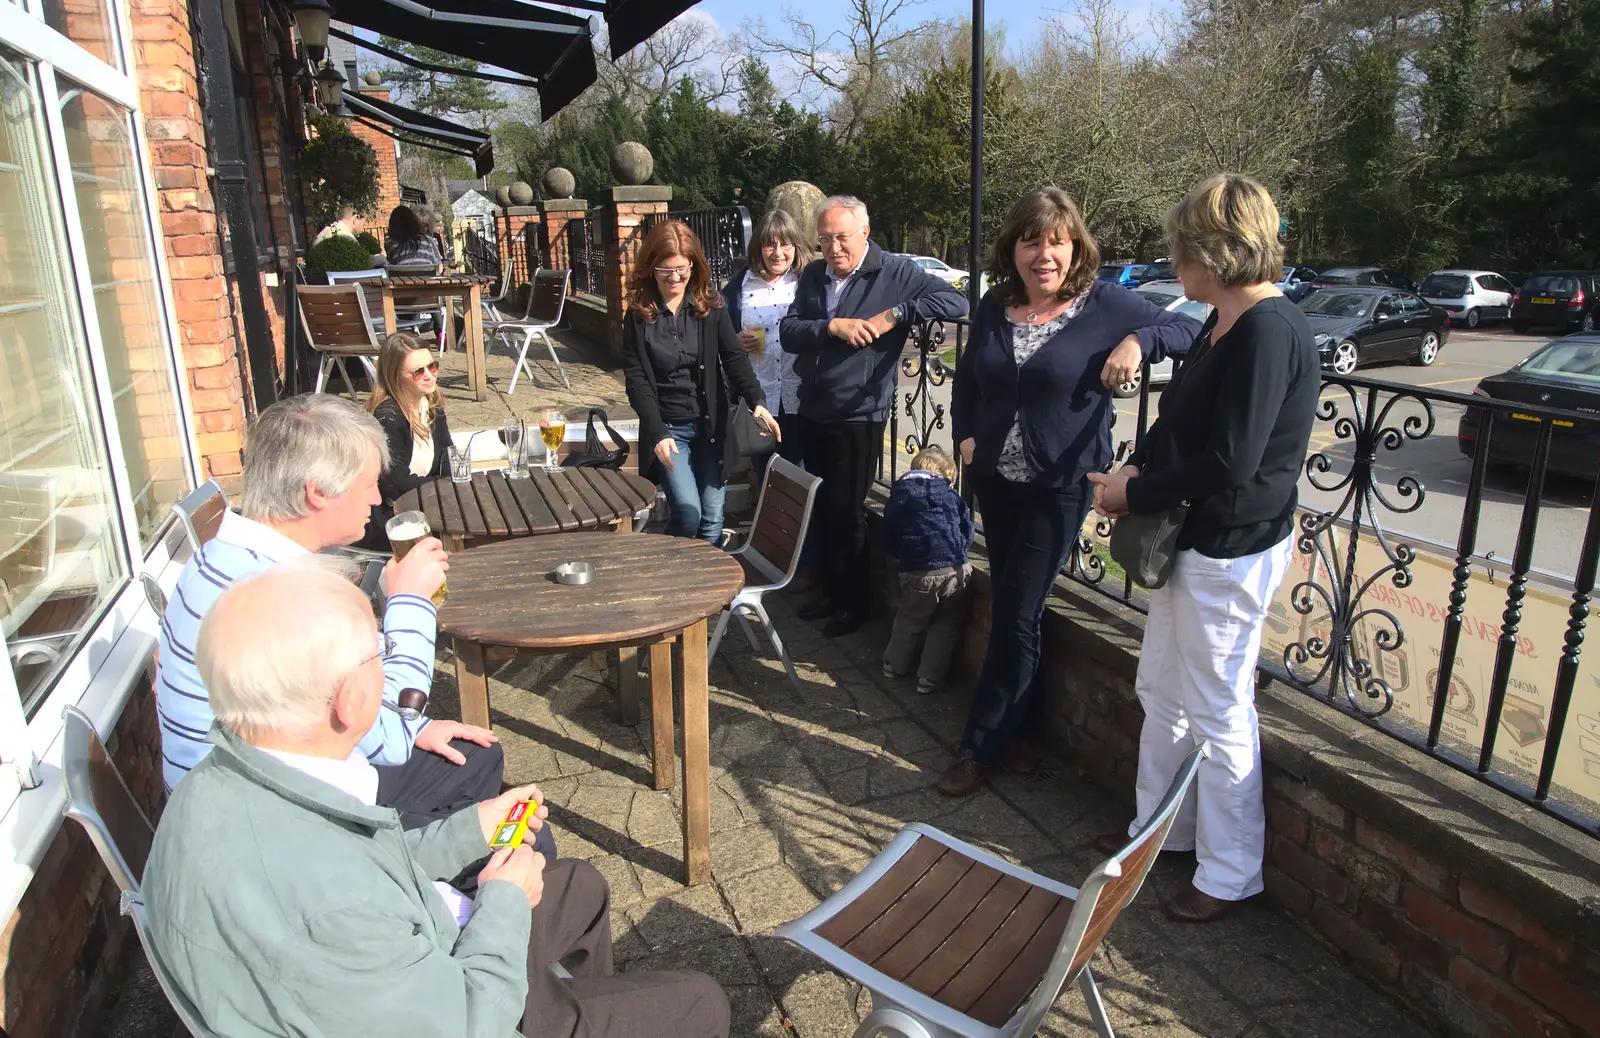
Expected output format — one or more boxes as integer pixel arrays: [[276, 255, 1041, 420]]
[[488, 798, 539, 850]]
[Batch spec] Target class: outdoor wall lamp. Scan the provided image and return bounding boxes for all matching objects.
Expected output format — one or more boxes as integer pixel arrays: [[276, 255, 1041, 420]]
[[290, 0, 333, 64], [315, 60, 346, 110]]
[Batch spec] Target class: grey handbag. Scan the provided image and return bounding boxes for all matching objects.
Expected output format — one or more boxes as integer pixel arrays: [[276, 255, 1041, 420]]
[[1107, 430, 1188, 590]]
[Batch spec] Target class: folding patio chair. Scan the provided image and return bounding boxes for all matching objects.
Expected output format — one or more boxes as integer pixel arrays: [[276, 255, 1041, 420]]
[[296, 285, 381, 398], [169, 479, 227, 555], [488, 268, 572, 392], [775, 743, 1210, 1038], [61, 705, 219, 1036], [707, 457, 821, 697]]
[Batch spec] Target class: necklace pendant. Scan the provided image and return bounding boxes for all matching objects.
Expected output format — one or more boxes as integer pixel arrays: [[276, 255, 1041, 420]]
[[1026, 310, 1038, 323]]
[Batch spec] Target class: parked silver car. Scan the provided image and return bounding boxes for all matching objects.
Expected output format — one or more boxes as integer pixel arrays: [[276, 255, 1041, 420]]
[[1418, 269, 1515, 329], [1123, 282, 1213, 398]]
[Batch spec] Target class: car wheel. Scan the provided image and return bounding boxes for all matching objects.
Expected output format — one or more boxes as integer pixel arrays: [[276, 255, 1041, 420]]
[[1465, 308, 1481, 328], [1582, 313, 1596, 333], [1112, 372, 1142, 399], [1331, 340, 1359, 375], [1414, 332, 1441, 366], [1512, 321, 1530, 334]]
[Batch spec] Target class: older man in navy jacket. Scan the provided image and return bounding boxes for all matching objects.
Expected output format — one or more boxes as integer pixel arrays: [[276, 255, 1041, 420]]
[[781, 196, 969, 637]]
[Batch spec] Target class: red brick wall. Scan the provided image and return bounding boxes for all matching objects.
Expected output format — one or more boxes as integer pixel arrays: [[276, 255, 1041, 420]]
[[604, 199, 669, 359], [349, 89, 402, 224], [0, 685, 165, 1038]]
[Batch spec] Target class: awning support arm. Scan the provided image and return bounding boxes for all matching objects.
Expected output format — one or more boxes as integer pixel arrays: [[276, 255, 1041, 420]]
[[329, 27, 541, 88]]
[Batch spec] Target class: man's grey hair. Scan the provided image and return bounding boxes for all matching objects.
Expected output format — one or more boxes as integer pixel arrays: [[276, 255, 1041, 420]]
[[814, 195, 870, 229], [199, 555, 374, 740], [240, 395, 387, 522]]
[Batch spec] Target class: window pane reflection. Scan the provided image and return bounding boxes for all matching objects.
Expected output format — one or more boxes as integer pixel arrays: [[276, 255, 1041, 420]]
[[0, 50, 127, 713], [40, 0, 120, 68], [60, 85, 192, 551]]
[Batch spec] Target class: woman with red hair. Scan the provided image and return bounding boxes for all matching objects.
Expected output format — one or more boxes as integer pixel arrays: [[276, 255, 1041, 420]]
[[622, 220, 777, 545]]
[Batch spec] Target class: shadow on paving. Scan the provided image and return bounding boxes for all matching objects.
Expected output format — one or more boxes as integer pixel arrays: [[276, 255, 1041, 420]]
[[95, 594, 1435, 1038]]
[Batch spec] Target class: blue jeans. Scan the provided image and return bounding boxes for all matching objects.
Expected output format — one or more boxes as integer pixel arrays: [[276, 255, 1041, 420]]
[[659, 422, 726, 545]]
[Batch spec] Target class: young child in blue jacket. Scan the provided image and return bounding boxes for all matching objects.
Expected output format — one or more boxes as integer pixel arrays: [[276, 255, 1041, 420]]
[[882, 446, 975, 693]]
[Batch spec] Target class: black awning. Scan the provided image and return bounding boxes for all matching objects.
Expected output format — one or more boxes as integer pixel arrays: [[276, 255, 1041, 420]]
[[345, 91, 495, 177], [331, 0, 598, 117], [604, 0, 696, 59]]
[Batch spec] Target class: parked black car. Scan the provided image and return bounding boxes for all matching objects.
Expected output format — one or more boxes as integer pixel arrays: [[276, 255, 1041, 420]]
[[1300, 287, 1450, 374], [1308, 266, 1417, 293], [1458, 335, 1600, 480], [1509, 271, 1600, 334]]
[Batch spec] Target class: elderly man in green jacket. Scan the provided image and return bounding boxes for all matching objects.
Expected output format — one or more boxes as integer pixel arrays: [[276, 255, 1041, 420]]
[[143, 557, 729, 1038]]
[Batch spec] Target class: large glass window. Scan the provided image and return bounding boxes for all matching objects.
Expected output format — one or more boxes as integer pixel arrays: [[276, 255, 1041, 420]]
[[0, 48, 128, 713], [60, 84, 192, 550], [39, 0, 119, 69]]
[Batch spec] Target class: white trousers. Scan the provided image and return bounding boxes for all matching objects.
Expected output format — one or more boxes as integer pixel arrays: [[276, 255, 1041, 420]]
[[1128, 538, 1292, 901]]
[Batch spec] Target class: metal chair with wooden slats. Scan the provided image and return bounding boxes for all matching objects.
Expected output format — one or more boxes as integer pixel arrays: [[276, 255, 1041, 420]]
[[707, 456, 821, 697], [326, 268, 432, 339], [776, 744, 1210, 1038], [488, 268, 572, 392], [61, 705, 221, 1037], [297, 285, 382, 398], [170, 478, 227, 555]]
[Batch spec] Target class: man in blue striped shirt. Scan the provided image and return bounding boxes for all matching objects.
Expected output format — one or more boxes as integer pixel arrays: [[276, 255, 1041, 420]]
[[156, 395, 516, 834]]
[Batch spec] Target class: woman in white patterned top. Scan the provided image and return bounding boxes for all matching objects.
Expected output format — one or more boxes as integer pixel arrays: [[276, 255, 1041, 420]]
[[720, 208, 815, 477]]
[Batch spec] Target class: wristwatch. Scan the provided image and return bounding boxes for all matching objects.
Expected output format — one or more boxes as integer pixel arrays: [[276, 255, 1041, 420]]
[[889, 304, 906, 325]]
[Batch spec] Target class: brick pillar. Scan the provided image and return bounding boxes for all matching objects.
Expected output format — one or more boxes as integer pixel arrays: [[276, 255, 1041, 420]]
[[349, 86, 402, 220], [596, 186, 671, 360], [535, 198, 588, 275], [130, 0, 247, 487], [497, 207, 541, 285]]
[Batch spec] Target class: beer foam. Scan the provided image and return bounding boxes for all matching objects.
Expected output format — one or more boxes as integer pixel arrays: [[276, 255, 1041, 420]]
[[387, 519, 427, 541]]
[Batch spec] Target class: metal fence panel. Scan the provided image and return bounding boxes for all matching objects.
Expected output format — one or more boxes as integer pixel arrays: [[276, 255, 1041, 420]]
[[643, 206, 752, 288]]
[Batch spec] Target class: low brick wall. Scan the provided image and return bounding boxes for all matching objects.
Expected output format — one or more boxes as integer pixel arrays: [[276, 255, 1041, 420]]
[[866, 489, 1600, 1038], [564, 294, 616, 366], [0, 684, 165, 1038]]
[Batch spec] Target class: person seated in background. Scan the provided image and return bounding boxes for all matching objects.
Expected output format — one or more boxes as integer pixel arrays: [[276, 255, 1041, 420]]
[[385, 203, 444, 270], [144, 558, 731, 1038], [357, 333, 453, 551], [314, 204, 359, 245], [880, 445, 974, 695], [154, 395, 542, 854]]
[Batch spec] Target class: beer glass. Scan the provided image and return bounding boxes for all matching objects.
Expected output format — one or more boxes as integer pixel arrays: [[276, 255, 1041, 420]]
[[385, 509, 446, 606], [743, 317, 766, 354], [538, 409, 566, 472]]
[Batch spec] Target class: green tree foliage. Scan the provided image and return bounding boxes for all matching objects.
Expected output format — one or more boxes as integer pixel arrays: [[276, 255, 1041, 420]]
[[377, 39, 506, 129]]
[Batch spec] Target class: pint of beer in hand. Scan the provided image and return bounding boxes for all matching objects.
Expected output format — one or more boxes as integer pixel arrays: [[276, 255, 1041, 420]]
[[386, 510, 447, 606]]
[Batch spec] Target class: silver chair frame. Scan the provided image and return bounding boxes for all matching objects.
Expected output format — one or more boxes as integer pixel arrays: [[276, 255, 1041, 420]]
[[775, 744, 1211, 1038], [326, 268, 432, 338], [488, 269, 571, 392], [707, 456, 821, 696], [298, 285, 382, 398], [169, 478, 226, 555]]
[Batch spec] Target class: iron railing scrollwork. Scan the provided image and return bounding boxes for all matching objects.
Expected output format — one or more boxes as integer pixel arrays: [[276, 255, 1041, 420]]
[[461, 227, 499, 279], [881, 315, 1600, 838], [568, 207, 606, 298], [643, 206, 752, 288]]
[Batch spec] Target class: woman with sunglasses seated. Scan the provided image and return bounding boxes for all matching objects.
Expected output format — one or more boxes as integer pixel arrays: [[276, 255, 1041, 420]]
[[358, 333, 452, 550]]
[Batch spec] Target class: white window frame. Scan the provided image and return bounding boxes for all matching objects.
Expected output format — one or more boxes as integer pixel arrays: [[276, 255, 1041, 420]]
[[0, 0, 204, 922]]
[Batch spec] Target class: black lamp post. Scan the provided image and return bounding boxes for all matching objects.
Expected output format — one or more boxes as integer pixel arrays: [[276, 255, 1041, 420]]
[[290, 0, 333, 65], [315, 60, 346, 112]]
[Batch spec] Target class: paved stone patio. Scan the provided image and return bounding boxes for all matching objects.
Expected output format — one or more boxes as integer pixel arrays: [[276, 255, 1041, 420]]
[[435, 324, 637, 433]]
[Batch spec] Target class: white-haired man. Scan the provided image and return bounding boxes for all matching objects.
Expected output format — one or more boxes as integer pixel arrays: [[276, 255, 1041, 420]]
[[144, 559, 729, 1037], [155, 394, 534, 851], [781, 196, 969, 637]]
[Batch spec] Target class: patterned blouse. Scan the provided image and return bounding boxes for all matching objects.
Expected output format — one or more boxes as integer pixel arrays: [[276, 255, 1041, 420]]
[[996, 293, 1089, 482], [738, 267, 802, 414]]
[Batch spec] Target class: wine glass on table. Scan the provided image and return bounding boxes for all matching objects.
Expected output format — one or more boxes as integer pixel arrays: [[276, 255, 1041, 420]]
[[539, 410, 566, 472]]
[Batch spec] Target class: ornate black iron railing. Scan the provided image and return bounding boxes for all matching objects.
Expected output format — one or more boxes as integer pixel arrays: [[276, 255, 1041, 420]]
[[461, 227, 499, 279], [521, 223, 544, 281], [643, 206, 752, 289], [883, 316, 1600, 837], [567, 207, 606, 298]]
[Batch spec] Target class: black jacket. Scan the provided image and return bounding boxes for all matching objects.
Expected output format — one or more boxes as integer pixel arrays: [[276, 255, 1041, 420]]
[[1126, 296, 1319, 558], [359, 397, 451, 550], [882, 471, 974, 571], [952, 283, 1202, 488], [780, 243, 969, 422], [621, 298, 765, 476]]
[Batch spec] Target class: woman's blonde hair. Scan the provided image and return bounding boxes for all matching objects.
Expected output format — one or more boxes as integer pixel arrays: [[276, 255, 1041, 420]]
[[747, 208, 815, 280], [986, 188, 1101, 306], [910, 445, 957, 485], [1165, 174, 1284, 288], [367, 332, 439, 439]]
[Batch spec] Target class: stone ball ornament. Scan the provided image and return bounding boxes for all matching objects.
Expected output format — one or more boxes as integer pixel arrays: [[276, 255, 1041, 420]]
[[363, 70, 383, 86], [509, 181, 534, 206], [610, 141, 653, 186], [493, 185, 513, 207], [543, 167, 576, 199], [767, 181, 826, 242]]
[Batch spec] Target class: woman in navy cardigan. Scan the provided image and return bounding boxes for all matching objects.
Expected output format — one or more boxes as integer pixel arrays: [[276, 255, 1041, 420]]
[[940, 187, 1202, 797]]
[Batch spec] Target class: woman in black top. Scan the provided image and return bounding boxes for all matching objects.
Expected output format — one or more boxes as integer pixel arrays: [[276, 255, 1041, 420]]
[[1089, 174, 1319, 924], [357, 333, 452, 550], [621, 221, 776, 545], [939, 188, 1201, 798]]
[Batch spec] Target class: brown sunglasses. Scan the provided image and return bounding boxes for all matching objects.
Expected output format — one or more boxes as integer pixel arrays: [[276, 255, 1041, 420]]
[[407, 360, 440, 379]]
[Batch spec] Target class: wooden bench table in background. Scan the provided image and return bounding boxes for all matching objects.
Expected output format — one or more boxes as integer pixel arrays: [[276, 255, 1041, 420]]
[[394, 468, 657, 551]]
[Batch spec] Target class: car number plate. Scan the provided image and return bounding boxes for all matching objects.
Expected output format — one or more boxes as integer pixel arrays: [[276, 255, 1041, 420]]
[[1510, 412, 1575, 428], [1531, 296, 1557, 304]]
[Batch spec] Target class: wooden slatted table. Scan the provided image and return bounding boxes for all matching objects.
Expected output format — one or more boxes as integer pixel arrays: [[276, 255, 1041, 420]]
[[382, 274, 496, 401], [393, 468, 657, 551], [439, 532, 744, 885]]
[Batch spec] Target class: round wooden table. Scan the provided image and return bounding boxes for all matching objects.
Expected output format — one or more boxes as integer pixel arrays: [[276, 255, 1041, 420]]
[[394, 468, 657, 550], [440, 532, 744, 885]]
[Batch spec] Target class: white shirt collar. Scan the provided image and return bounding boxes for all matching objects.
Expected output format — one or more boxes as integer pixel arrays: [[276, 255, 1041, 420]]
[[261, 748, 380, 805], [216, 510, 312, 561]]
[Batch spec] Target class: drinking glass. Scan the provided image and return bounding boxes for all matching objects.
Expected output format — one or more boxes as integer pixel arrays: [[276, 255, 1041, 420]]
[[385, 509, 447, 606], [504, 417, 527, 479], [447, 444, 471, 483], [538, 409, 567, 472], [743, 317, 767, 354]]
